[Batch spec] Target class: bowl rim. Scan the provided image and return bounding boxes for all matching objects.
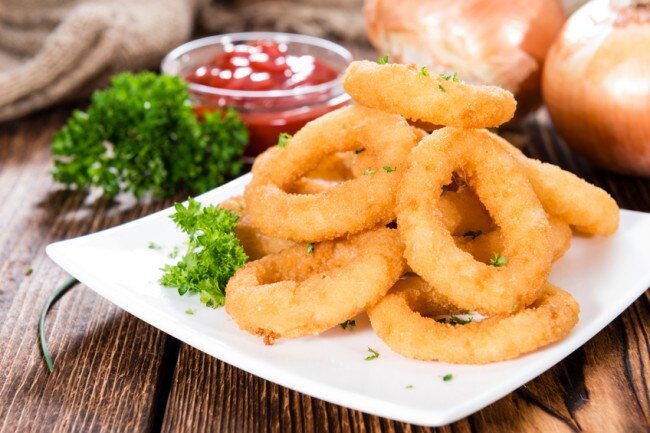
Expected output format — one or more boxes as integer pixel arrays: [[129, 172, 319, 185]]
[[161, 32, 352, 99]]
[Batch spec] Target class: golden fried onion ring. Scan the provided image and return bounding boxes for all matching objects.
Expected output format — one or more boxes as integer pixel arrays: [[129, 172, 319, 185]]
[[398, 127, 553, 315], [244, 105, 418, 242], [368, 276, 580, 364], [492, 133, 619, 236], [220, 196, 295, 261], [225, 228, 405, 342], [343, 61, 516, 128]]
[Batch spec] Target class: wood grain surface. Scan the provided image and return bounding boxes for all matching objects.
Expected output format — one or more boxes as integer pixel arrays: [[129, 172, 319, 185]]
[[0, 98, 648, 433]]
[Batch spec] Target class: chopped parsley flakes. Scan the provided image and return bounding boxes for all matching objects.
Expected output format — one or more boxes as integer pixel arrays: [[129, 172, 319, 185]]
[[462, 230, 483, 240], [449, 315, 473, 326], [340, 319, 356, 330], [365, 347, 380, 361], [277, 132, 292, 148], [489, 253, 508, 267], [439, 72, 459, 82]]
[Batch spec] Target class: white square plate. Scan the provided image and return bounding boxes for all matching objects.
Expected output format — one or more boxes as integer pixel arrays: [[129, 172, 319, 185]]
[[46, 173, 650, 427]]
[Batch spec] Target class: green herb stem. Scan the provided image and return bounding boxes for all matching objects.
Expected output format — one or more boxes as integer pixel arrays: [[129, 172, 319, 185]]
[[39, 277, 79, 372]]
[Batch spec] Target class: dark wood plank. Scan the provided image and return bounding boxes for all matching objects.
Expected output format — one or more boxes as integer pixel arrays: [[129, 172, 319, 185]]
[[0, 108, 178, 433], [159, 112, 650, 433]]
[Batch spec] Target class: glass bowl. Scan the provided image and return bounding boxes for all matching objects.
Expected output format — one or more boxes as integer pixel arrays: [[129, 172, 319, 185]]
[[161, 32, 352, 156]]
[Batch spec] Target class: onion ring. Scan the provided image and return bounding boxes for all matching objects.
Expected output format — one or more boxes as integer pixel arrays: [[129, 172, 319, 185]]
[[397, 127, 553, 315], [220, 196, 295, 260], [367, 276, 580, 364], [225, 228, 405, 342], [244, 105, 418, 242], [492, 133, 619, 236], [455, 215, 571, 263], [438, 185, 494, 235], [343, 61, 516, 128]]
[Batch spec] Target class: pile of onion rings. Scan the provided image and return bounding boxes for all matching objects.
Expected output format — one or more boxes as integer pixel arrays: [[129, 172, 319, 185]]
[[222, 58, 619, 364]]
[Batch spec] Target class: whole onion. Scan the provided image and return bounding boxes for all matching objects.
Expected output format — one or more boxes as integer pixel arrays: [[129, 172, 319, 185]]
[[543, 0, 650, 176], [364, 0, 566, 121]]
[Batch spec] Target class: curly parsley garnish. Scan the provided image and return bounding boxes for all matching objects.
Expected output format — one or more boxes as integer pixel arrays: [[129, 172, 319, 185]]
[[340, 319, 356, 330], [383, 166, 396, 173], [438, 83, 446, 93], [365, 347, 380, 361], [51, 72, 247, 198], [364, 168, 377, 175], [462, 230, 483, 240], [160, 198, 247, 308], [442, 374, 453, 382], [307, 243, 315, 254], [489, 253, 508, 267], [277, 132, 292, 148], [148, 242, 162, 251], [185, 308, 194, 315], [378, 55, 389, 65], [419, 66, 430, 77]]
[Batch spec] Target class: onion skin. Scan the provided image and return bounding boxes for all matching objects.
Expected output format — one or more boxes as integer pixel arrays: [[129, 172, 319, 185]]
[[543, 0, 650, 176], [364, 0, 565, 121]]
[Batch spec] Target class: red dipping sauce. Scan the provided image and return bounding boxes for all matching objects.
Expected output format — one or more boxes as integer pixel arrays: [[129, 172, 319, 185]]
[[174, 37, 351, 156], [186, 41, 338, 92]]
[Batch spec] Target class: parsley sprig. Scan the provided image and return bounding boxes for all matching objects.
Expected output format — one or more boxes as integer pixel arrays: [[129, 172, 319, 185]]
[[51, 72, 248, 198], [160, 198, 247, 308]]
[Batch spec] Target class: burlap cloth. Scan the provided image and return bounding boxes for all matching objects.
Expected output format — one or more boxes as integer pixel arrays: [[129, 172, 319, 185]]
[[0, 0, 364, 122]]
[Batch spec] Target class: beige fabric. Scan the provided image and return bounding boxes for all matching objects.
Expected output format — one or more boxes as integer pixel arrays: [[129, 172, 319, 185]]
[[0, 0, 365, 122], [198, 0, 365, 44], [0, 0, 196, 121]]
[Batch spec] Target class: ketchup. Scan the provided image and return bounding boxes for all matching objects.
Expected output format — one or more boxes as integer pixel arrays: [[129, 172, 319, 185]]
[[186, 41, 338, 91], [185, 41, 346, 156]]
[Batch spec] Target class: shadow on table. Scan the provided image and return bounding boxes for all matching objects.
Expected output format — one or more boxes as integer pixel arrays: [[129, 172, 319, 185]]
[[34, 187, 176, 240]]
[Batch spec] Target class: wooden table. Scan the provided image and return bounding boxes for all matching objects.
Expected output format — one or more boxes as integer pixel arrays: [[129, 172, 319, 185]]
[[1, 104, 649, 433]]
